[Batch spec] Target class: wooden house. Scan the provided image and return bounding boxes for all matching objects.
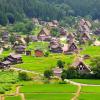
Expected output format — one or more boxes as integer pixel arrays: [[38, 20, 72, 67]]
[[67, 33, 75, 43], [68, 42, 78, 52], [53, 67, 63, 77], [47, 20, 58, 29], [5, 54, 23, 64], [81, 32, 91, 41], [72, 59, 91, 73], [34, 49, 44, 57], [0, 60, 11, 69], [2, 32, 9, 42], [63, 42, 78, 54], [49, 38, 63, 53], [60, 27, 67, 36], [15, 45, 26, 54], [29, 35, 38, 42], [38, 28, 51, 41], [78, 19, 91, 34]]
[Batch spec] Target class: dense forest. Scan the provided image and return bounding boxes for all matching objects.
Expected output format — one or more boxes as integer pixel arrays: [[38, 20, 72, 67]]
[[0, 0, 100, 25]]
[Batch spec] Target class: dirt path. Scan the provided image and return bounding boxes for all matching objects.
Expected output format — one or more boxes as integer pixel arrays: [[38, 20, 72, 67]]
[[20, 93, 25, 100], [10, 67, 43, 76], [65, 79, 100, 86], [65, 79, 81, 100], [16, 86, 25, 100], [0, 48, 3, 55]]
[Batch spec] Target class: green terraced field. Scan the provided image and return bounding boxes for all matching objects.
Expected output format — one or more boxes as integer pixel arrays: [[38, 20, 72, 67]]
[[16, 54, 74, 73], [81, 86, 100, 93], [71, 79, 100, 85], [20, 84, 77, 93], [25, 93, 74, 100], [79, 94, 100, 100], [5, 96, 21, 100]]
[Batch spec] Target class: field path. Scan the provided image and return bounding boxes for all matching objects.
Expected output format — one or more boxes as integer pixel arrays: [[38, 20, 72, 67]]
[[65, 79, 100, 86], [65, 79, 81, 100], [0, 48, 3, 54], [10, 67, 43, 76], [20, 93, 25, 100]]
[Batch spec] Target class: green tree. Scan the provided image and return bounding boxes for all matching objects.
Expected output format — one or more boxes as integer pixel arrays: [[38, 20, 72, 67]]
[[57, 60, 65, 68], [44, 70, 53, 79]]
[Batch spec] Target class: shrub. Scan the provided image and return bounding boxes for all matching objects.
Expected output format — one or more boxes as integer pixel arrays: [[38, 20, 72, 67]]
[[44, 51, 49, 57], [0, 87, 5, 94], [44, 70, 53, 79], [18, 71, 32, 81], [57, 60, 65, 68], [3, 84, 12, 91]]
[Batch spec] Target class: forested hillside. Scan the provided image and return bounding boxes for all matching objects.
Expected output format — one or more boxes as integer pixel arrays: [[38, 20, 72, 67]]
[[0, 0, 100, 25]]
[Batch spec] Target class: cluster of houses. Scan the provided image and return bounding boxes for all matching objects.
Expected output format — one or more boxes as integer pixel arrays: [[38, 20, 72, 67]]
[[0, 18, 99, 76]]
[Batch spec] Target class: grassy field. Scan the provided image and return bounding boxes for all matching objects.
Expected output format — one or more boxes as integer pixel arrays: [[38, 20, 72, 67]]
[[15, 54, 74, 73], [81, 86, 100, 93], [79, 94, 100, 100], [20, 84, 77, 93], [71, 79, 100, 85], [25, 93, 73, 100], [81, 46, 100, 57], [5, 96, 21, 100]]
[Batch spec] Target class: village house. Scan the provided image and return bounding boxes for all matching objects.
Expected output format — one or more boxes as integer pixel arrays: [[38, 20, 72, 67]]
[[38, 28, 51, 41], [0, 60, 11, 69], [49, 38, 63, 53], [14, 45, 26, 54], [5, 54, 23, 64], [62, 42, 78, 54], [67, 33, 75, 43], [2, 32, 9, 42], [60, 27, 68, 36], [29, 35, 38, 42], [78, 19, 92, 34], [72, 58, 91, 74], [81, 32, 91, 41], [34, 49, 44, 57], [53, 67, 63, 77], [47, 20, 59, 29], [15, 34, 22, 41]]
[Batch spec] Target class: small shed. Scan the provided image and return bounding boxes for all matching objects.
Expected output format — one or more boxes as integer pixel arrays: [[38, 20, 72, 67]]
[[34, 49, 44, 57], [53, 67, 63, 77]]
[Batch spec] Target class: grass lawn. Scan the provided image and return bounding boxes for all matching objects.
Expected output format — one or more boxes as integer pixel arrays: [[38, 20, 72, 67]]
[[81, 86, 100, 93], [20, 84, 77, 93], [27, 42, 49, 51], [71, 79, 100, 85], [81, 46, 100, 57], [16, 54, 74, 73], [79, 94, 100, 100], [5, 96, 21, 100], [25, 93, 73, 100]]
